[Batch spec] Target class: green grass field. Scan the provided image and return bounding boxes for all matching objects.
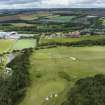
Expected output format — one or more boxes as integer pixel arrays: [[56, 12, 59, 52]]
[[49, 15, 75, 23], [19, 46, 105, 105], [11, 23, 34, 27], [0, 39, 15, 53], [13, 39, 36, 50], [41, 15, 75, 23], [0, 39, 36, 54]]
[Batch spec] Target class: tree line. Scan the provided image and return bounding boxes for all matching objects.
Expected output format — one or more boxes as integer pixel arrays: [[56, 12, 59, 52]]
[[0, 49, 33, 105], [62, 74, 105, 105], [40, 38, 105, 47]]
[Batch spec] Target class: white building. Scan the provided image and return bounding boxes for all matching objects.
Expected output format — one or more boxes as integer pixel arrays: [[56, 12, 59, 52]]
[[0, 31, 20, 39]]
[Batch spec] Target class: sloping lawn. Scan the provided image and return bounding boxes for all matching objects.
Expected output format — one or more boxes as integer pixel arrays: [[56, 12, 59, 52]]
[[13, 39, 36, 50], [0, 39, 15, 53], [49, 16, 75, 23], [40, 15, 75, 23], [19, 46, 105, 105]]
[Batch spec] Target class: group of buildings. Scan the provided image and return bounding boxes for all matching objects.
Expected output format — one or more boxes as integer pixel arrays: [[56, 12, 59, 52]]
[[0, 31, 81, 40], [0, 31, 20, 39], [64, 31, 80, 38], [44, 31, 81, 39]]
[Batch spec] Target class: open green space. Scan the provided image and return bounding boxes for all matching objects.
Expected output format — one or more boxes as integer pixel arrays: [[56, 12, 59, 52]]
[[40, 15, 75, 23], [19, 14, 38, 21], [48, 15, 75, 22], [0, 39, 36, 54], [19, 46, 105, 105], [13, 39, 36, 50], [11, 23, 34, 27], [0, 39, 15, 54]]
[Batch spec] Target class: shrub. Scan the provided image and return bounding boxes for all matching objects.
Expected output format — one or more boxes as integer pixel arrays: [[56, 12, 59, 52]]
[[62, 74, 105, 105], [58, 71, 71, 81]]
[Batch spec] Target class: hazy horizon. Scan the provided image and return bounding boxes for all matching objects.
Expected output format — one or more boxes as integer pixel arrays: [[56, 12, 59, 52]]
[[0, 0, 105, 9]]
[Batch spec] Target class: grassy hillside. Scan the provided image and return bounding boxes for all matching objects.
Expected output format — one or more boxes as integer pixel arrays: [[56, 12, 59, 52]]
[[12, 39, 36, 50], [0, 39, 15, 53], [0, 39, 36, 54], [40, 15, 75, 23], [19, 46, 105, 105]]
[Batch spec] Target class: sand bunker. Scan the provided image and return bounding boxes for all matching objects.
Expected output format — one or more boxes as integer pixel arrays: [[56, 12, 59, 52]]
[[70, 57, 76, 61]]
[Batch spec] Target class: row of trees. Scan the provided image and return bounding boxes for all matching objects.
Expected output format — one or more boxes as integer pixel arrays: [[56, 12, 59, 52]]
[[0, 49, 32, 105], [40, 38, 105, 47]]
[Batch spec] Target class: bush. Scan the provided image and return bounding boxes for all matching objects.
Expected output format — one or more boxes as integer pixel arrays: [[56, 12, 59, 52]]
[[36, 73, 42, 78], [62, 74, 105, 105]]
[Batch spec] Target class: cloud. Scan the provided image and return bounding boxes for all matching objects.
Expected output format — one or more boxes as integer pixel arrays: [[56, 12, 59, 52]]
[[0, 0, 104, 9]]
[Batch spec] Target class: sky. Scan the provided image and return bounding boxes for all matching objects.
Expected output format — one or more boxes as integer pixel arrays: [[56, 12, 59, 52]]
[[0, 0, 105, 9]]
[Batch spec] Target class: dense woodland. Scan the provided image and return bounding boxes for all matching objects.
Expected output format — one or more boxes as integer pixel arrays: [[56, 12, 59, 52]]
[[0, 49, 32, 105]]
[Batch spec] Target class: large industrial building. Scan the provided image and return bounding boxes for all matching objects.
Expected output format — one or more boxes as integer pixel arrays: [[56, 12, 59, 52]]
[[0, 31, 20, 39]]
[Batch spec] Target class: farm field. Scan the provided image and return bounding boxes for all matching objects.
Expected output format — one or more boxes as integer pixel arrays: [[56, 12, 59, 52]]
[[12, 39, 36, 50], [19, 46, 105, 105], [19, 14, 38, 20], [19, 12, 51, 20], [40, 15, 75, 23], [0, 39, 36, 54], [0, 39, 15, 53], [11, 23, 34, 27]]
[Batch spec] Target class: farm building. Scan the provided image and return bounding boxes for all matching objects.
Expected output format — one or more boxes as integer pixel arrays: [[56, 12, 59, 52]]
[[64, 31, 80, 38], [0, 31, 20, 39], [45, 31, 81, 39]]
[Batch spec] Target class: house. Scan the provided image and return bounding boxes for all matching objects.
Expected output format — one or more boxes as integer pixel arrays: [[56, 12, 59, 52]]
[[0, 32, 7, 39], [0, 31, 20, 39], [64, 31, 80, 38], [45, 31, 81, 39], [8, 32, 20, 39], [70, 31, 80, 38]]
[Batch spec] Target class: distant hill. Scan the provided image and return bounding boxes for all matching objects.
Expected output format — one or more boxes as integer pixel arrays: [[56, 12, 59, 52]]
[[0, 8, 105, 16], [0, 15, 20, 22]]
